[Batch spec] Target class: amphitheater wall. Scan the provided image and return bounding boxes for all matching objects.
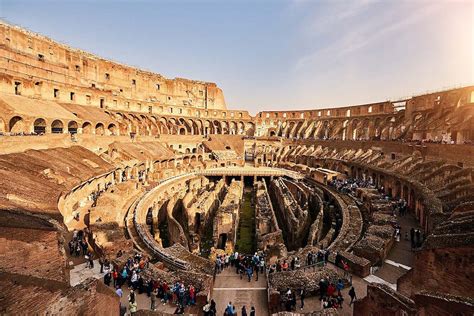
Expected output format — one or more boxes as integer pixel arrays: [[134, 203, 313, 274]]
[[353, 284, 417, 316], [292, 139, 474, 167], [0, 23, 226, 111], [397, 246, 474, 299]]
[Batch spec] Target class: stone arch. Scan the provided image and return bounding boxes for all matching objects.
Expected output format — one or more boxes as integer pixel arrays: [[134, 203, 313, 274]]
[[318, 121, 330, 139], [82, 122, 93, 134], [229, 121, 237, 135], [245, 122, 255, 136], [108, 123, 118, 135], [341, 120, 349, 140], [9, 116, 26, 133], [33, 118, 47, 134], [351, 119, 360, 140], [237, 121, 245, 135], [68, 121, 78, 134], [95, 122, 105, 135], [213, 120, 222, 134], [221, 121, 229, 134], [51, 119, 64, 134], [159, 117, 169, 134]]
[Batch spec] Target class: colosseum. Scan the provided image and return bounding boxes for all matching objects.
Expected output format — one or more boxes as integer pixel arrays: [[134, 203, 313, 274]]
[[0, 20, 473, 316]]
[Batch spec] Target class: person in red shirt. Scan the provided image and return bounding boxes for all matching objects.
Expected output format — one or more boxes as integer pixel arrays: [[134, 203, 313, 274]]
[[189, 285, 196, 305], [112, 269, 118, 287], [327, 283, 336, 297]]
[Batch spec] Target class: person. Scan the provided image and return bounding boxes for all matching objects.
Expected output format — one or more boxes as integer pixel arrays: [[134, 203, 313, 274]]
[[319, 278, 328, 300], [104, 272, 111, 286], [115, 286, 123, 298], [336, 279, 344, 296], [250, 306, 255, 316], [68, 240, 74, 255], [151, 288, 157, 311], [242, 305, 247, 316], [342, 260, 350, 281], [203, 301, 211, 316], [348, 286, 357, 306], [210, 299, 217, 316], [189, 285, 196, 305], [300, 288, 305, 310], [225, 302, 233, 316], [129, 296, 137, 315], [247, 266, 253, 282]]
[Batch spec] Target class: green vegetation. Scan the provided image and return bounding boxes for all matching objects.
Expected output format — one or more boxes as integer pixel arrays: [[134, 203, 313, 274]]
[[235, 188, 256, 254]]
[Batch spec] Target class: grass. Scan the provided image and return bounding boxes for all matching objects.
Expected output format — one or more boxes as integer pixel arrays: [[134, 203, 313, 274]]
[[235, 189, 256, 254]]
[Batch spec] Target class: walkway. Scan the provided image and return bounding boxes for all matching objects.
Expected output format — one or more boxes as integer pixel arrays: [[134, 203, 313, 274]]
[[297, 263, 367, 316], [212, 266, 269, 316], [369, 212, 421, 288]]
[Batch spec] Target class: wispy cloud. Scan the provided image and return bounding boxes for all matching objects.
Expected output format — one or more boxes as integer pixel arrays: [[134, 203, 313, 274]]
[[294, 1, 446, 71]]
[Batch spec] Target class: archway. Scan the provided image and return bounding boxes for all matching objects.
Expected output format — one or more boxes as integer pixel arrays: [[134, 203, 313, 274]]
[[9, 116, 26, 133], [68, 121, 78, 134], [82, 122, 92, 134], [95, 123, 105, 135], [33, 118, 47, 134], [108, 123, 118, 136], [51, 120, 64, 134]]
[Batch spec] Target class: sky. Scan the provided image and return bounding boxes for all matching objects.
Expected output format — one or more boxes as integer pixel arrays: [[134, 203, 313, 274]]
[[0, 0, 472, 114]]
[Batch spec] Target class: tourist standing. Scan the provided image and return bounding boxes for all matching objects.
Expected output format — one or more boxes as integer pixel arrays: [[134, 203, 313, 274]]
[[242, 305, 247, 316], [250, 306, 255, 316], [150, 289, 157, 311], [129, 295, 137, 315], [348, 286, 357, 306], [300, 288, 305, 310]]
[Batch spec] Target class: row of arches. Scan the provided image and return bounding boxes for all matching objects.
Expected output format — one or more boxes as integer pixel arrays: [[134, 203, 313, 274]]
[[105, 111, 257, 137], [1, 115, 119, 135], [265, 115, 402, 141]]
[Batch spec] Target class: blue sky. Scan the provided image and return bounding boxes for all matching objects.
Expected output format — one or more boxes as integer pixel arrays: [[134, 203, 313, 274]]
[[1, 0, 472, 114]]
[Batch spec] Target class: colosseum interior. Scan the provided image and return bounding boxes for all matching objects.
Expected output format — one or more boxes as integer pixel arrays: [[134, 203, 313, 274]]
[[0, 20, 473, 316]]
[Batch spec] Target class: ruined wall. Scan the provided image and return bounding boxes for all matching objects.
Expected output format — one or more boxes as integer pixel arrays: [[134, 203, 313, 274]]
[[354, 283, 417, 316], [398, 246, 474, 299], [0, 22, 226, 112]]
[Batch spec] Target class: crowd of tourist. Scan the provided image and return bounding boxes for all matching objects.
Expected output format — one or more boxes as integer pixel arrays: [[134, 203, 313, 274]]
[[331, 176, 425, 253], [329, 177, 375, 194], [108, 253, 201, 314], [68, 229, 95, 269], [280, 278, 357, 311], [267, 248, 332, 274], [215, 252, 265, 282], [221, 302, 256, 316]]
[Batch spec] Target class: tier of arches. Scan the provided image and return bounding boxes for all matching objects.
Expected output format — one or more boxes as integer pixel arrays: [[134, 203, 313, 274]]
[[264, 115, 405, 141], [104, 111, 256, 137], [0, 115, 119, 136], [0, 112, 255, 137]]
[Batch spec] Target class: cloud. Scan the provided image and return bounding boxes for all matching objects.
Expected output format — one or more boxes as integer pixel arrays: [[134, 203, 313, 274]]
[[294, 1, 446, 71]]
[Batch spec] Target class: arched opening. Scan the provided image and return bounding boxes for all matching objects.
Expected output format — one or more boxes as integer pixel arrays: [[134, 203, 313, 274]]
[[51, 120, 64, 134], [9, 116, 26, 133], [33, 118, 47, 134], [218, 233, 227, 250], [95, 123, 105, 135], [107, 123, 118, 135], [68, 121, 78, 134], [82, 122, 92, 134]]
